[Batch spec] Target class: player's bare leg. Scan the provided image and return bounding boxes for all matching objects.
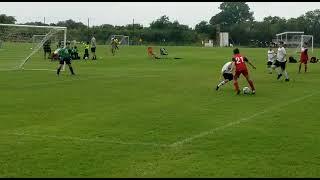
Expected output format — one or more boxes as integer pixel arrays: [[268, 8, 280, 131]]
[[267, 65, 272, 74], [299, 63, 302, 73], [305, 63, 307, 73], [92, 52, 96, 60], [67, 64, 75, 75], [111, 48, 115, 56], [57, 64, 63, 75], [233, 76, 240, 95], [276, 67, 282, 80], [216, 79, 229, 90], [244, 74, 255, 94], [280, 67, 290, 81]]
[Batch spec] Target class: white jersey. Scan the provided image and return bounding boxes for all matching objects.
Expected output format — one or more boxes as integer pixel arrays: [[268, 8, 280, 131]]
[[267, 50, 276, 62], [91, 37, 96, 48], [221, 62, 233, 74], [277, 47, 286, 62], [54, 48, 61, 54]]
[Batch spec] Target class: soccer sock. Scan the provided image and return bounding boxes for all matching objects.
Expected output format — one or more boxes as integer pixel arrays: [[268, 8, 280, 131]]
[[276, 68, 282, 75], [299, 64, 302, 72], [283, 70, 289, 79], [69, 67, 75, 75], [305, 64, 307, 72], [218, 80, 226, 87], [57, 67, 61, 75], [248, 80, 255, 91], [234, 81, 239, 92]]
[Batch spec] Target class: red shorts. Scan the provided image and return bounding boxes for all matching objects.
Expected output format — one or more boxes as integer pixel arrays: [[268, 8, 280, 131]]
[[234, 69, 248, 79], [300, 59, 308, 64]]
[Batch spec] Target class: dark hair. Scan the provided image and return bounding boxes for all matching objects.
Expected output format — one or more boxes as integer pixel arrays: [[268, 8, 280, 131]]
[[86, 41, 89, 44], [233, 48, 240, 54], [279, 41, 284, 45]]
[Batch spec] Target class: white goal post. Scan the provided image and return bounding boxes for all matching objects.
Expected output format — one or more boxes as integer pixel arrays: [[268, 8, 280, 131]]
[[0, 23, 67, 70], [108, 34, 130, 46], [274, 31, 314, 53]]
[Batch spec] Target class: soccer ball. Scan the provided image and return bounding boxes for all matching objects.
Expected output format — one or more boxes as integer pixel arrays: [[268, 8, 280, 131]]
[[85, 57, 88, 60], [243, 87, 251, 94]]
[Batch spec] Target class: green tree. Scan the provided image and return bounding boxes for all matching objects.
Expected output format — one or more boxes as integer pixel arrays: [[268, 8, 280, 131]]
[[209, 2, 254, 26], [150, 15, 171, 29], [56, 19, 87, 29], [0, 14, 16, 24]]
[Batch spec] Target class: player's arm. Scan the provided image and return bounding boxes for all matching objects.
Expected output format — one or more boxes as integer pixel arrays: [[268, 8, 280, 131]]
[[283, 49, 287, 58], [231, 59, 236, 75], [244, 57, 256, 69]]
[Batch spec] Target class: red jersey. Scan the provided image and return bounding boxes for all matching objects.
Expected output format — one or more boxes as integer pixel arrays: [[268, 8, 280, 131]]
[[232, 54, 249, 71], [300, 47, 308, 61]]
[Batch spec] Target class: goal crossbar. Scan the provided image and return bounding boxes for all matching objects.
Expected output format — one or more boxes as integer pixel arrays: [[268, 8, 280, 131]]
[[0, 23, 66, 30], [0, 23, 68, 70]]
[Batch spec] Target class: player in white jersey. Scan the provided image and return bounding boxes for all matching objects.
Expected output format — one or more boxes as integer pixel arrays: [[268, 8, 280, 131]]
[[272, 41, 290, 81], [267, 46, 276, 74], [91, 35, 97, 60], [216, 61, 234, 90]]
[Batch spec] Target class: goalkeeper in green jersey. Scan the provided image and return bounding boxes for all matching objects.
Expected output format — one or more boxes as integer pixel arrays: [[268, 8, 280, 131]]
[[57, 41, 75, 75]]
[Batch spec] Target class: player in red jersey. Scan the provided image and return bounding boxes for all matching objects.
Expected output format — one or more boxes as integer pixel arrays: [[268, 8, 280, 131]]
[[298, 42, 309, 73], [231, 48, 256, 95]]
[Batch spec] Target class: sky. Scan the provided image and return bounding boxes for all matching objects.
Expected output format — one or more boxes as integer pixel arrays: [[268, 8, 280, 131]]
[[0, 2, 319, 28]]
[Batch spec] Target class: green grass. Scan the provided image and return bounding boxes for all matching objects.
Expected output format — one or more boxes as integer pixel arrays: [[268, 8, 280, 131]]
[[0, 44, 320, 177]]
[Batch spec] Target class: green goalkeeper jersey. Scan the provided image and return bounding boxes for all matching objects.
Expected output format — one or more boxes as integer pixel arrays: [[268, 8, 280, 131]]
[[58, 47, 71, 59]]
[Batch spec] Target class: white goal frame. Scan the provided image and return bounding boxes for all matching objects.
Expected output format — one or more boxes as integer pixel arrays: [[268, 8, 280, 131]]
[[109, 34, 130, 46], [32, 34, 47, 43], [0, 23, 67, 70], [274, 31, 313, 53]]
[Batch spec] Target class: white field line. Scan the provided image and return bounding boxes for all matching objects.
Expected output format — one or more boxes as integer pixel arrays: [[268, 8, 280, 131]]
[[0, 74, 161, 89], [5, 132, 170, 148], [0, 68, 18, 71], [23, 68, 57, 71], [169, 92, 318, 147], [0, 68, 59, 72]]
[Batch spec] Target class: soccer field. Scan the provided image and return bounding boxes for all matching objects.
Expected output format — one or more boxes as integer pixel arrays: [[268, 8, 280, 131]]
[[0, 45, 320, 177]]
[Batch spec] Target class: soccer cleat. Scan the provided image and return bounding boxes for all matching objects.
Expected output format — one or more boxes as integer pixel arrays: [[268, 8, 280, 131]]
[[277, 74, 282, 80], [285, 78, 290, 82], [237, 90, 241, 95], [216, 86, 219, 91], [252, 90, 256, 94]]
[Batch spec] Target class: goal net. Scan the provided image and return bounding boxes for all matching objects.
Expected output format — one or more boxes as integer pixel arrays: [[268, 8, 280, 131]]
[[32, 34, 47, 43], [107, 35, 129, 46], [274, 31, 314, 58], [0, 23, 67, 71]]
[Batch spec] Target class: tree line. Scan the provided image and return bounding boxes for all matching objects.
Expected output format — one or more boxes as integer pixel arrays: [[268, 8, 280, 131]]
[[0, 2, 319, 46]]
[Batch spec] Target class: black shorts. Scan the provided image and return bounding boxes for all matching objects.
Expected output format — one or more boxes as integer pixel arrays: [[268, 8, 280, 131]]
[[223, 73, 233, 81], [59, 57, 71, 65], [91, 47, 96, 53], [44, 47, 51, 53], [273, 60, 286, 70], [267, 61, 273, 66]]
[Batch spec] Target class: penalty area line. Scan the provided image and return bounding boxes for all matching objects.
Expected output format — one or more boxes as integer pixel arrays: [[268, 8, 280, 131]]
[[169, 92, 318, 147], [4, 132, 170, 148]]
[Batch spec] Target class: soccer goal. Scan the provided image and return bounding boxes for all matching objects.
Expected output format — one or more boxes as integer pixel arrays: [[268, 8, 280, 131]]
[[0, 23, 67, 71], [32, 34, 47, 43], [274, 31, 314, 57], [107, 35, 130, 46]]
